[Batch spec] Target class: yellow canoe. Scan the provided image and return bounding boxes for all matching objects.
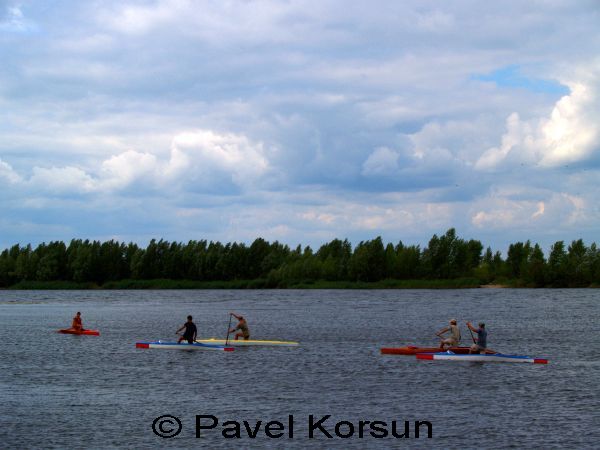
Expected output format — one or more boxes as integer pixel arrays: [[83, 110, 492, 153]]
[[195, 338, 299, 347]]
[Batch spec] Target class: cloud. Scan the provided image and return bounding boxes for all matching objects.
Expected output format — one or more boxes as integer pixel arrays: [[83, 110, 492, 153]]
[[475, 112, 533, 170], [361, 147, 400, 176], [1, 128, 270, 197], [470, 190, 589, 232], [531, 202, 545, 219], [100, 150, 159, 190], [0, 5, 36, 33], [476, 63, 600, 170], [538, 79, 599, 166], [0, 159, 22, 184], [169, 130, 269, 187], [29, 166, 97, 194], [102, 0, 189, 35]]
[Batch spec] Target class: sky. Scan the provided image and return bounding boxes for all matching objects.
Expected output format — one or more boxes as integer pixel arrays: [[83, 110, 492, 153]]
[[1, 0, 599, 253]]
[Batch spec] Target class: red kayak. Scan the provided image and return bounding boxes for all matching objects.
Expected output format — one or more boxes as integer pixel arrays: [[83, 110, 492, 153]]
[[58, 328, 100, 336], [381, 345, 495, 355]]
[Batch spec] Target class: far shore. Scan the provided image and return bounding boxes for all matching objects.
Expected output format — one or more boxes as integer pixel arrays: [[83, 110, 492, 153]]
[[2, 278, 598, 290]]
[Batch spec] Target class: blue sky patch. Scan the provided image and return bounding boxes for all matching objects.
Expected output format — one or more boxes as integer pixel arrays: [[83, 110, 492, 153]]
[[473, 65, 570, 95]]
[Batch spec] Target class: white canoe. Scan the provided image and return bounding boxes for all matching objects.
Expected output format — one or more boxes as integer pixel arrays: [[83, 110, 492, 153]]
[[196, 338, 299, 347], [136, 341, 234, 351], [416, 351, 548, 364]]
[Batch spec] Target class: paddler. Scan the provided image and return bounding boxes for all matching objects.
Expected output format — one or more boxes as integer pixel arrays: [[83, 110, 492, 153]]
[[176, 315, 197, 344], [437, 319, 461, 349], [71, 312, 83, 332], [467, 321, 487, 354], [228, 313, 250, 340]]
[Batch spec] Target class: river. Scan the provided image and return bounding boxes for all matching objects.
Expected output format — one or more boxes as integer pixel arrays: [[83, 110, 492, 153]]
[[0, 289, 598, 448]]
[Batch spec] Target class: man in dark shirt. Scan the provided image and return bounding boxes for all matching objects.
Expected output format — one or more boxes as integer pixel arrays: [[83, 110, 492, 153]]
[[176, 315, 197, 344], [467, 321, 487, 354]]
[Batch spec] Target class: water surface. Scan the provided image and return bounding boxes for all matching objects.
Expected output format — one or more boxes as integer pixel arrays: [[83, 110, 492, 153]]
[[0, 289, 598, 448]]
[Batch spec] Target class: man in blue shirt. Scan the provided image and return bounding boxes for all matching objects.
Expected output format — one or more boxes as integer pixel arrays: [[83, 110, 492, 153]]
[[467, 321, 487, 354]]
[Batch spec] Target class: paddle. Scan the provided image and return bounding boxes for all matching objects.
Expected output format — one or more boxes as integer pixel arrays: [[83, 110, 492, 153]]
[[467, 323, 476, 344], [434, 331, 444, 350], [225, 313, 233, 346]]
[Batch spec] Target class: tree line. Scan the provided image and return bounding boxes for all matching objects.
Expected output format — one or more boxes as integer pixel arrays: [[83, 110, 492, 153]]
[[0, 229, 598, 288]]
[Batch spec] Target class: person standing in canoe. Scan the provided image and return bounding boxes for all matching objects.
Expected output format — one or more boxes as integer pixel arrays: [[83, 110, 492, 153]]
[[437, 319, 461, 349], [467, 321, 487, 354], [71, 312, 83, 332], [228, 313, 250, 340], [176, 315, 197, 344]]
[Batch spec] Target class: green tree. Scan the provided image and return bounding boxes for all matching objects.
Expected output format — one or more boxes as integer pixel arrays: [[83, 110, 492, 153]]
[[524, 243, 546, 287], [506, 241, 532, 279], [394, 242, 422, 279], [349, 237, 386, 281], [15, 245, 38, 281], [316, 239, 352, 280], [567, 239, 589, 287], [548, 241, 568, 287]]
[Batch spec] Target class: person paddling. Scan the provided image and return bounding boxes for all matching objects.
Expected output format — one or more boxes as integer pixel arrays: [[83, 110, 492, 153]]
[[71, 312, 83, 332], [437, 319, 461, 349], [467, 321, 487, 354], [228, 313, 250, 340], [176, 315, 197, 344]]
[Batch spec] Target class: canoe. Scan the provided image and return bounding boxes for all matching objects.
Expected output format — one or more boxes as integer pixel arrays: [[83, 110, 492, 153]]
[[196, 338, 299, 347], [381, 345, 495, 355], [416, 351, 548, 364], [135, 341, 234, 351], [58, 328, 100, 336]]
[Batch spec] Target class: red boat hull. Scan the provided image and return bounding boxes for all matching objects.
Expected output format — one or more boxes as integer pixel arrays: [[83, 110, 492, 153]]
[[58, 328, 100, 336], [381, 345, 495, 355]]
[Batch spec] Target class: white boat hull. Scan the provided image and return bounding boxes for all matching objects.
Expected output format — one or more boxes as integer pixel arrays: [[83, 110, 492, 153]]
[[196, 338, 298, 347], [136, 341, 234, 351], [417, 351, 547, 364]]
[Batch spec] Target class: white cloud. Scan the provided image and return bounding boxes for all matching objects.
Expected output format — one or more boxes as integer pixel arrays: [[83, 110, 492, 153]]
[[0, 159, 22, 184], [0, 5, 34, 32], [29, 166, 97, 194], [471, 191, 588, 230], [1, 128, 269, 198], [104, 0, 188, 35], [472, 206, 523, 229], [476, 63, 600, 170], [100, 150, 159, 190], [531, 202, 545, 219], [300, 211, 337, 226], [475, 113, 533, 170], [295, 193, 452, 234], [168, 130, 270, 187], [361, 147, 400, 176], [538, 80, 598, 166]]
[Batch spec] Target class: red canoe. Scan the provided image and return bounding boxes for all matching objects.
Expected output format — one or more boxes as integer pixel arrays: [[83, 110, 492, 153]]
[[381, 345, 495, 355], [58, 328, 100, 336]]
